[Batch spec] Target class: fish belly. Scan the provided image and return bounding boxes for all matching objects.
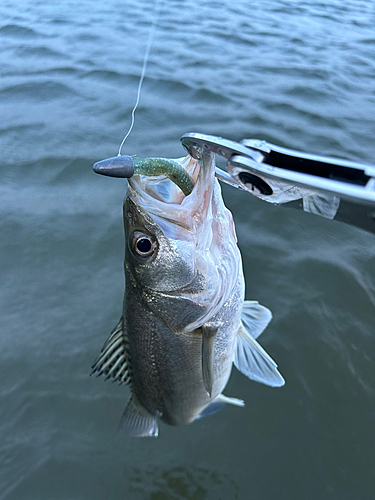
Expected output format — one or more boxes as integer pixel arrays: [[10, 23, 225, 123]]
[[125, 268, 243, 426], [125, 289, 237, 426]]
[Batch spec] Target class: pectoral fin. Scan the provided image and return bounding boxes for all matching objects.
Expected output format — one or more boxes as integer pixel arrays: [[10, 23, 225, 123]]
[[234, 324, 285, 387], [119, 394, 159, 437], [201, 323, 220, 397]]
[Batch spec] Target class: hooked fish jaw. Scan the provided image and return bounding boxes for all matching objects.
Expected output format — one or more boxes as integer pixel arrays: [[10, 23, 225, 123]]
[[123, 150, 241, 332]]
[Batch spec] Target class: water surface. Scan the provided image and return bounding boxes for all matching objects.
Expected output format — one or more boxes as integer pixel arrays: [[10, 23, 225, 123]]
[[1, 0, 375, 499]]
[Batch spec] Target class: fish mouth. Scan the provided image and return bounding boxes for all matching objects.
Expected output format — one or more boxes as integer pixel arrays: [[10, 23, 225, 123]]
[[126, 149, 241, 332], [128, 155, 200, 205], [127, 150, 216, 232]]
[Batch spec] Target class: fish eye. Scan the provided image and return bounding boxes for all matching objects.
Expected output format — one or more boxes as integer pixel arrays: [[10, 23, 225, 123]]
[[131, 231, 157, 259]]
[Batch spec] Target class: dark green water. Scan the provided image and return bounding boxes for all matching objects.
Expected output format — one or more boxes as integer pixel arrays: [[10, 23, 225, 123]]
[[1, 0, 375, 498]]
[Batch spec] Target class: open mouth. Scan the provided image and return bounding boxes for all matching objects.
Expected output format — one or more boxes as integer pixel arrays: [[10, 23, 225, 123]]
[[127, 150, 217, 238], [93, 153, 202, 205], [129, 155, 201, 205]]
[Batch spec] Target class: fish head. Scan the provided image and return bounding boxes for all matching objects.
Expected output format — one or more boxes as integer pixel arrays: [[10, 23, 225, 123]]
[[124, 196, 197, 292], [123, 150, 242, 332]]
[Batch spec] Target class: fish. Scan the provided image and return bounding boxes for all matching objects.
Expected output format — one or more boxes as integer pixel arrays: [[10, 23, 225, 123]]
[[91, 149, 284, 437]]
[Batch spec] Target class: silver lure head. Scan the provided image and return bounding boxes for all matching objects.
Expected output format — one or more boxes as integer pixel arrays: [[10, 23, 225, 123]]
[[123, 150, 242, 333]]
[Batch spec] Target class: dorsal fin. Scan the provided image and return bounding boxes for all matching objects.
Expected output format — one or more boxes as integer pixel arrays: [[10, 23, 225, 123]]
[[91, 317, 131, 385]]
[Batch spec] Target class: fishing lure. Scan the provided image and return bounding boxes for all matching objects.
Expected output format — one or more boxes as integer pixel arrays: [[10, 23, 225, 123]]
[[133, 157, 195, 196], [93, 155, 195, 196]]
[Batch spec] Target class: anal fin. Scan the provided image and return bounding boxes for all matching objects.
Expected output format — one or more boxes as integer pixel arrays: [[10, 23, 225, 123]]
[[197, 401, 225, 419], [201, 323, 220, 397], [197, 393, 245, 420], [119, 394, 159, 437], [215, 393, 245, 407]]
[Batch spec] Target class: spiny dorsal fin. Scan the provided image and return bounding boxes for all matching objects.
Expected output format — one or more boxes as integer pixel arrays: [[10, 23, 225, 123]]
[[201, 323, 220, 397], [119, 394, 159, 437], [234, 324, 285, 387], [91, 317, 131, 385], [241, 301, 272, 340]]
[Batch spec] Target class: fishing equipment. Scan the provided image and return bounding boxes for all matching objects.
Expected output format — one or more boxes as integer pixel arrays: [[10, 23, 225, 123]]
[[181, 132, 375, 235], [93, 156, 195, 196]]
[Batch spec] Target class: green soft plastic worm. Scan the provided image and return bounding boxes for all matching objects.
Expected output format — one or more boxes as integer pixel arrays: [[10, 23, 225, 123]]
[[133, 157, 195, 196]]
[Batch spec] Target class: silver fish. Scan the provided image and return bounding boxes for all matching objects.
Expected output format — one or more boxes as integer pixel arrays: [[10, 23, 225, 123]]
[[92, 149, 284, 437]]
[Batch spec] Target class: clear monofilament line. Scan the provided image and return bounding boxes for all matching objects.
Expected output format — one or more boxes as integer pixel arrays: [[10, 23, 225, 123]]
[[117, 0, 162, 156]]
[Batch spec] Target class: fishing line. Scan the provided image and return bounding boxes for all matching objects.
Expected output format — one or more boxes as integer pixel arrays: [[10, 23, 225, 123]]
[[117, 0, 162, 156]]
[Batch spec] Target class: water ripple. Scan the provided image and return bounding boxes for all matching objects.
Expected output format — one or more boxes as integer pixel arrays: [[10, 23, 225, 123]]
[[1, 81, 80, 101], [0, 24, 42, 38], [15, 45, 65, 59], [1, 0, 375, 498]]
